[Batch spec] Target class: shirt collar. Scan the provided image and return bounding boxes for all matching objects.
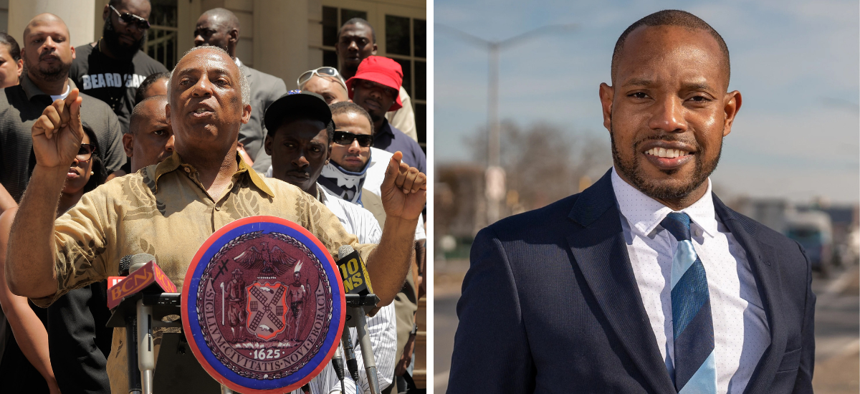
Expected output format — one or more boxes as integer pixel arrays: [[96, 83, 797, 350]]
[[375, 119, 394, 139], [152, 151, 275, 197], [20, 74, 77, 101], [610, 166, 718, 238]]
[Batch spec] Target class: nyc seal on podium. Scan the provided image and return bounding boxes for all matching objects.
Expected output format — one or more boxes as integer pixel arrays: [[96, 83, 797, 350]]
[[181, 216, 346, 393]]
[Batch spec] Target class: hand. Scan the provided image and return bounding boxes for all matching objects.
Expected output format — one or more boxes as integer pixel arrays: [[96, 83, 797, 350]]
[[395, 333, 417, 376], [31, 89, 84, 169], [380, 152, 426, 220]]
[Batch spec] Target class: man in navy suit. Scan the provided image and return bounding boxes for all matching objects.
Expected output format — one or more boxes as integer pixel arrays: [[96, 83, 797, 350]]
[[449, 10, 815, 394]]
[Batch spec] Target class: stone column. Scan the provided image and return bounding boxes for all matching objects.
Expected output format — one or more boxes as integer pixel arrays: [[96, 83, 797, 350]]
[[9, 0, 95, 46], [253, 0, 307, 86]]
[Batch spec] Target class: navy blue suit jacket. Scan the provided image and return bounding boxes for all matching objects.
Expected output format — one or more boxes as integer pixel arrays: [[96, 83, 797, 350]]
[[448, 171, 815, 393]]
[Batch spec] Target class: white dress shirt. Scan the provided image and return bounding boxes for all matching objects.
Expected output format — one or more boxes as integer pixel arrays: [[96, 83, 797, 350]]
[[610, 167, 770, 394]]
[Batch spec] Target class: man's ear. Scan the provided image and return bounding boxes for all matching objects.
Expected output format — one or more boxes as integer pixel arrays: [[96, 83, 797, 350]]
[[598, 82, 614, 133], [241, 103, 251, 124], [264, 134, 273, 155], [229, 28, 239, 44], [722, 90, 742, 137], [164, 103, 172, 129], [371, 42, 378, 55], [102, 4, 110, 21], [122, 133, 134, 158]]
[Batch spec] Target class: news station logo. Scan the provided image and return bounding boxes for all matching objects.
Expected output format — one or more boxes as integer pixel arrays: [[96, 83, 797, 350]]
[[182, 217, 345, 393]]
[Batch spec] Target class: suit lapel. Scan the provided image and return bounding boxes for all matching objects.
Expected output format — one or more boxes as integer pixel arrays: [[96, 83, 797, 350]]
[[713, 197, 786, 393], [567, 171, 676, 393]]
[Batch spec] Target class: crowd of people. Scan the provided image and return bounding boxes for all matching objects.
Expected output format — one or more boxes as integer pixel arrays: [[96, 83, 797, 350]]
[[0, 1, 426, 394]]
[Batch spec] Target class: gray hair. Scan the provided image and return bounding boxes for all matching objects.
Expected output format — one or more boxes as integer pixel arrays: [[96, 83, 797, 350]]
[[167, 45, 250, 106]]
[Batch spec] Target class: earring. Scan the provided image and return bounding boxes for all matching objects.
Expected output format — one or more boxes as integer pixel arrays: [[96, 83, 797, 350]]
[[90, 171, 94, 175]]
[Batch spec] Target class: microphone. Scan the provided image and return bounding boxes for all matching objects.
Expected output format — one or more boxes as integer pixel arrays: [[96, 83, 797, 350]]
[[332, 344, 346, 394], [337, 245, 380, 394], [108, 253, 151, 289], [341, 328, 360, 382], [337, 245, 374, 297], [107, 254, 176, 309], [106, 254, 176, 394]]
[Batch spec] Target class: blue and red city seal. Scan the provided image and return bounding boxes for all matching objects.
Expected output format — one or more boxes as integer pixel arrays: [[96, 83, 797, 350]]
[[182, 216, 346, 393]]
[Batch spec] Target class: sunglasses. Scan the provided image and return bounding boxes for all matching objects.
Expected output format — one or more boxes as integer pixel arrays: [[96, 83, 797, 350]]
[[333, 131, 372, 147], [297, 67, 347, 90], [76, 144, 97, 161], [109, 5, 151, 30]]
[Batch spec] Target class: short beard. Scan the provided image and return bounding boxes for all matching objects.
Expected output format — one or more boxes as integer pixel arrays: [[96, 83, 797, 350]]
[[342, 64, 359, 78], [103, 16, 145, 59], [368, 111, 383, 124], [24, 55, 70, 82], [610, 123, 721, 202]]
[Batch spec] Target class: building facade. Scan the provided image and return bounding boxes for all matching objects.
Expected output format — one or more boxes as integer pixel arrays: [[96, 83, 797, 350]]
[[4, 0, 426, 147]]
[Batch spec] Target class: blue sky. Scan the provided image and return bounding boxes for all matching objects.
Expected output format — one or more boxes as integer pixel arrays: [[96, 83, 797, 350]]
[[434, 0, 859, 204]]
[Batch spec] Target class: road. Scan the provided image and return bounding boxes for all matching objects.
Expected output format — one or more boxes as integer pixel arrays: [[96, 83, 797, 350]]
[[434, 259, 859, 393]]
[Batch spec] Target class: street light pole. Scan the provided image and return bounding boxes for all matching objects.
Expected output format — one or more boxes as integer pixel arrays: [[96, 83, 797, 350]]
[[437, 23, 578, 225]]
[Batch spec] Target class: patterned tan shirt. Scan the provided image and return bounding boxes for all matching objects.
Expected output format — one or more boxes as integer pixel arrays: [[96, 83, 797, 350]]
[[30, 152, 375, 391]]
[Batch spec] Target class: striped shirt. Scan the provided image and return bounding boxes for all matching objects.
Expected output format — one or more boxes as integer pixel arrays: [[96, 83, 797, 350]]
[[284, 185, 397, 394]]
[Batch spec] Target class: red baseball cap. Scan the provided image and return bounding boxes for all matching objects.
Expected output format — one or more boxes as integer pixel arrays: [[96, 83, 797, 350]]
[[346, 56, 403, 111]]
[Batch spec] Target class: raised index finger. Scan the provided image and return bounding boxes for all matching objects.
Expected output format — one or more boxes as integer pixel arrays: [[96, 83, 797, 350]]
[[382, 151, 404, 190], [63, 88, 79, 110]]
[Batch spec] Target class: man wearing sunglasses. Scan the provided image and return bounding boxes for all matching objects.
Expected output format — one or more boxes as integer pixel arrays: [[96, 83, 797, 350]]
[[322, 102, 426, 394], [70, 0, 168, 134], [298, 67, 349, 105], [336, 18, 418, 144], [193, 7, 287, 174], [264, 92, 398, 393], [0, 13, 126, 394]]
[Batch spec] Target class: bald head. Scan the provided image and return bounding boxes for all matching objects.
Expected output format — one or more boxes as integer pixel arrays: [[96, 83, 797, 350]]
[[130, 95, 168, 134], [168, 45, 249, 106], [611, 10, 730, 86], [202, 8, 239, 30], [194, 8, 240, 57], [22, 13, 74, 87], [24, 13, 69, 40]]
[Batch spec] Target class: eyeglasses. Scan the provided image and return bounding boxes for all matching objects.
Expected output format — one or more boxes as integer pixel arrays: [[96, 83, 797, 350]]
[[109, 5, 151, 30], [76, 144, 97, 161], [333, 131, 372, 147], [297, 67, 347, 90]]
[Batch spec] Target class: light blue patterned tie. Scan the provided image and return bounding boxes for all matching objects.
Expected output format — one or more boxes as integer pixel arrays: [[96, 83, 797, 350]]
[[662, 212, 717, 394]]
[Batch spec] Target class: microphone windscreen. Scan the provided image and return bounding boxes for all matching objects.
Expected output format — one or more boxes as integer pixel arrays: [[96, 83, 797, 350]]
[[119, 255, 133, 276], [129, 253, 156, 273], [338, 244, 354, 259]]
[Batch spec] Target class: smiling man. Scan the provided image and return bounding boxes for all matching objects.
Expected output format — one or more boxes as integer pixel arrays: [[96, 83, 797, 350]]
[[6, 45, 425, 393], [450, 10, 815, 394], [70, 0, 168, 133]]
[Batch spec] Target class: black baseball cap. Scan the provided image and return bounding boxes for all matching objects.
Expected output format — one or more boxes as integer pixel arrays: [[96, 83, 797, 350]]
[[263, 90, 332, 135]]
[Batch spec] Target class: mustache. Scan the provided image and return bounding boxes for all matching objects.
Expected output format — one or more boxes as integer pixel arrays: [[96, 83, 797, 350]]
[[39, 52, 59, 61], [286, 169, 310, 178], [633, 134, 700, 149]]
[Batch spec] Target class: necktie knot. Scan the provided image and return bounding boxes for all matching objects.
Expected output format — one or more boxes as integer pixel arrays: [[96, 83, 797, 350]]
[[662, 212, 691, 241]]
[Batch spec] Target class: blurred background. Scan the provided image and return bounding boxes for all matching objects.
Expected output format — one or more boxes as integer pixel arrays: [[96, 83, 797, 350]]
[[432, 1, 859, 393]]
